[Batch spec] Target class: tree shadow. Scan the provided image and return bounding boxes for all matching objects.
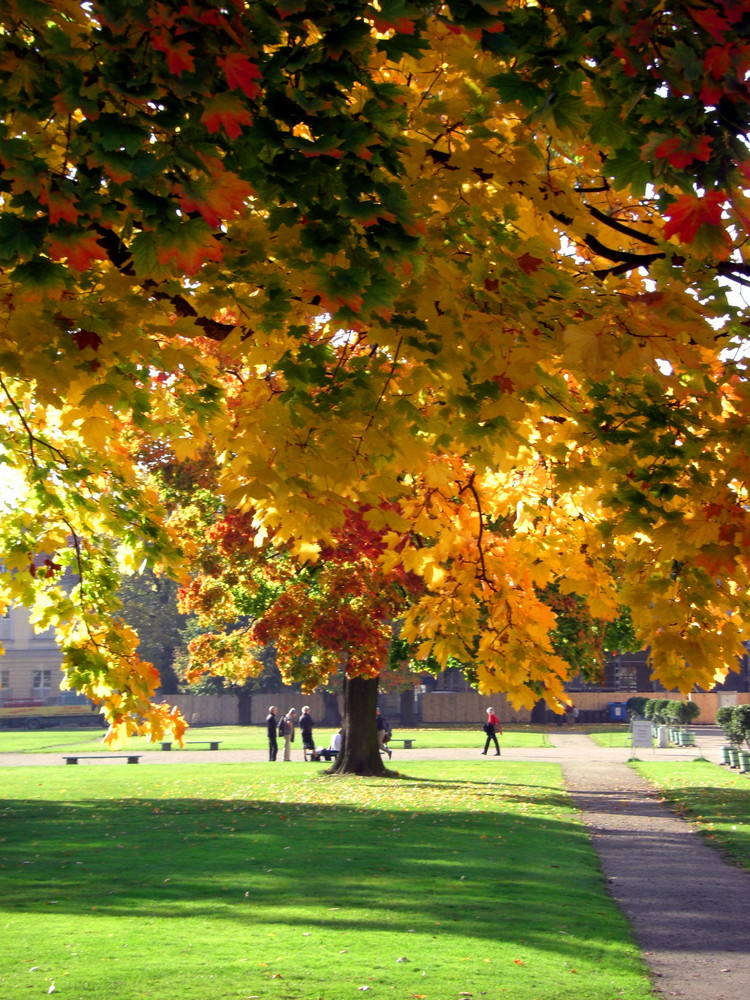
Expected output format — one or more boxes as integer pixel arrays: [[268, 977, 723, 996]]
[[1, 782, 637, 971]]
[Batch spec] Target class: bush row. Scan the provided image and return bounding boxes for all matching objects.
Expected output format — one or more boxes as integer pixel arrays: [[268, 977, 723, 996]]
[[625, 696, 700, 726], [716, 705, 750, 749]]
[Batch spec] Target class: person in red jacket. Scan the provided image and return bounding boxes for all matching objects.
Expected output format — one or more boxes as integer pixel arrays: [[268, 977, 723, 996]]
[[481, 707, 502, 756]]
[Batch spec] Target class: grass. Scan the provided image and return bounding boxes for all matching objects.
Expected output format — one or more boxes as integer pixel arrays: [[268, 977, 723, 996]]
[[633, 759, 750, 870], [0, 725, 552, 754], [587, 730, 634, 749], [0, 761, 652, 1000]]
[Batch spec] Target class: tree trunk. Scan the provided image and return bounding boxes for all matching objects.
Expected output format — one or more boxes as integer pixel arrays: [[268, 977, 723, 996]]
[[329, 675, 387, 775]]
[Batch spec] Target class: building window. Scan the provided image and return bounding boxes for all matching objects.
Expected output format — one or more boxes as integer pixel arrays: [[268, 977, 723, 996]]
[[614, 660, 639, 691], [32, 669, 52, 693], [0, 670, 9, 689], [0, 609, 10, 641]]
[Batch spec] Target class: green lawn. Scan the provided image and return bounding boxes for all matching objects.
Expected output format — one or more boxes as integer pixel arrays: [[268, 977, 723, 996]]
[[0, 761, 652, 1000], [634, 760, 750, 870], [0, 725, 551, 754]]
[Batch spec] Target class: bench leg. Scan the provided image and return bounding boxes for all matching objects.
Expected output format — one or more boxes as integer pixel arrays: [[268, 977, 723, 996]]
[[65, 759, 78, 764]]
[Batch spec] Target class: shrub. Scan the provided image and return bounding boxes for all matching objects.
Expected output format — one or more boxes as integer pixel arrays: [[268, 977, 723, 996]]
[[732, 705, 750, 750], [625, 696, 649, 719], [716, 706, 744, 746], [651, 698, 671, 724], [667, 700, 700, 727]]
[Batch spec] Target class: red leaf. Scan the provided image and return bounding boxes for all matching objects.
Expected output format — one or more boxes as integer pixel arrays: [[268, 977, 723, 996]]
[[663, 190, 726, 243], [151, 32, 195, 76], [654, 135, 713, 169], [40, 190, 79, 226], [218, 53, 262, 99], [48, 232, 109, 271], [200, 95, 254, 139], [372, 16, 415, 34], [516, 252, 543, 274], [72, 329, 102, 352]]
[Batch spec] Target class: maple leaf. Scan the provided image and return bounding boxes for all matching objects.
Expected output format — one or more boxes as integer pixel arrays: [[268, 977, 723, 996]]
[[178, 171, 254, 228], [516, 252, 544, 274], [373, 16, 416, 34], [662, 190, 726, 243], [48, 231, 109, 271], [151, 31, 195, 76], [218, 53, 262, 99], [200, 94, 254, 139], [156, 220, 224, 275], [40, 189, 79, 226], [72, 329, 102, 352], [654, 135, 713, 168]]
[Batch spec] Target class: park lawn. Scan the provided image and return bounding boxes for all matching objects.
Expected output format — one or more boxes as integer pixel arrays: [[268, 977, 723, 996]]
[[0, 726, 551, 755], [634, 760, 750, 870], [0, 761, 652, 1000]]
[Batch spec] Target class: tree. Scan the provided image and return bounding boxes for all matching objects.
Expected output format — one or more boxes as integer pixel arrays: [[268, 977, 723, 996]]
[[116, 568, 188, 694], [1, 2, 749, 749], [178, 638, 283, 725], [172, 497, 423, 774]]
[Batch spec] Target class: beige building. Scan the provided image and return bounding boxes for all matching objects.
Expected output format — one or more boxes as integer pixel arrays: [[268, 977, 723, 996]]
[[0, 605, 63, 704]]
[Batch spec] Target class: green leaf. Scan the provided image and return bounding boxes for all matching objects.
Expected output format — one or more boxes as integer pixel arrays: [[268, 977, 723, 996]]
[[0, 215, 46, 261], [487, 73, 546, 109]]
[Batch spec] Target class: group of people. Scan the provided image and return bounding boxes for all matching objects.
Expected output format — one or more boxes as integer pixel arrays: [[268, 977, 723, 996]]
[[264, 705, 394, 762], [265, 705, 342, 762]]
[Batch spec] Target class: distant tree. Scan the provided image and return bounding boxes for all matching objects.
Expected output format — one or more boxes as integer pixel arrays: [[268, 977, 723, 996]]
[[179, 638, 283, 725], [117, 569, 187, 694]]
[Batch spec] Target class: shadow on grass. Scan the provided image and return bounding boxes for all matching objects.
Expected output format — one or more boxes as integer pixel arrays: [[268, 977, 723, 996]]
[[647, 783, 750, 869], [1, 785, 633, 968], [394, 773, 570, 806]]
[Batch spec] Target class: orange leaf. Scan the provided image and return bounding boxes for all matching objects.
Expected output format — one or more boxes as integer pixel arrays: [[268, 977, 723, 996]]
[[663, 190, 726, 243], [200, 94, 254, 139], [48, 232, 108, 271]]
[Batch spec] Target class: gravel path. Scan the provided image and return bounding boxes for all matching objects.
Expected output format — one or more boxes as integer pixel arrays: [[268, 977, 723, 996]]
[[554, 732, 750, 1000], [1, 728, 748, 998]]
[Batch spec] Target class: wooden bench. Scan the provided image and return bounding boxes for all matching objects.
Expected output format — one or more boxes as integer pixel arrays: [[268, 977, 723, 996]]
[[63, 755, 141, 765], [386, 738, 415, 750], [160, 740, 222, 751]]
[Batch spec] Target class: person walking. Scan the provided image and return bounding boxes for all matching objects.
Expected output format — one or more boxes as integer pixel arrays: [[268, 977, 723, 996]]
[[280, 708, 296, 761], [266, 705, 279, 761], [481, 707, 502, 756], [376, 707, 392, 759], [299, 705, 315, 760]]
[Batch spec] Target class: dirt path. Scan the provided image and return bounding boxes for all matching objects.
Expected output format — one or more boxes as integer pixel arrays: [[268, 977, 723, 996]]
[[554, 733, 750, 1000]]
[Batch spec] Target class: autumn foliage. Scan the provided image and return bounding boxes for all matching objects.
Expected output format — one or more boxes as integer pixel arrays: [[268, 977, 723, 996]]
[[1, 1, 750, 740]]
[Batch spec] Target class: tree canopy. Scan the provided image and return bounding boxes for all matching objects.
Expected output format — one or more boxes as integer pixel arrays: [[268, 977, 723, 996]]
[[1, 1, 749, 744]]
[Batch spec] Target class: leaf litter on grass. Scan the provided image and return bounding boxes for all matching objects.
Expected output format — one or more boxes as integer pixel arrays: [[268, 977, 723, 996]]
[[0, 761, 653, 1000]]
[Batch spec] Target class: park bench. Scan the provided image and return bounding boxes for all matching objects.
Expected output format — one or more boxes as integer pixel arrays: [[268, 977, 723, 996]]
[[63, 754, 141, 765], [386, 738, 415, 750], [160, 740, 222, 751]]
